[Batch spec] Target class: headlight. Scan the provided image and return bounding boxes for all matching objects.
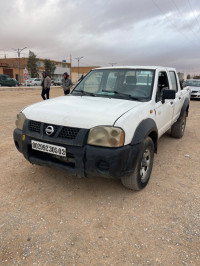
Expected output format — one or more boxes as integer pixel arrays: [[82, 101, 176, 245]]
[[87, 126, 124, 147], [15, 112, 26, 130]]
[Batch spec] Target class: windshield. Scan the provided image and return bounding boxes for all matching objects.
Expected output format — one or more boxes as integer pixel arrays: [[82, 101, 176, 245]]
[[183, 80, 200, 87], [72, 69, 155, 101]]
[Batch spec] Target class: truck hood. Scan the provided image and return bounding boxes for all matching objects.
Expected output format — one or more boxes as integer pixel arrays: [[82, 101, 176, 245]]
[[23, 95, 142, 128]]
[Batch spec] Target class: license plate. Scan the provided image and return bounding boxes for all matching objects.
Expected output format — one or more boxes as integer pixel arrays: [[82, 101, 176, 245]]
[[31, 140, 66, 157]]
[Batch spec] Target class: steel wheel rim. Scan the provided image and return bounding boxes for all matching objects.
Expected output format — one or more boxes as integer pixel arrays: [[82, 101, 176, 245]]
[[140, 149, 151, 183]]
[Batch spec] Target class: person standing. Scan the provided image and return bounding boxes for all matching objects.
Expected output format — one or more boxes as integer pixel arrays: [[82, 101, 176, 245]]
[[62, 72, 73, 95], [41, 72, 51, 100]]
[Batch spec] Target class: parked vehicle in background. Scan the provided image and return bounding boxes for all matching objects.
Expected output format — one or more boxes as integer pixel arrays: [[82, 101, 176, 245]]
[[26, 78, 42, 86], [183, 79, 200, 99], [51, 80, 55, 86], [53, 79, 62, 86], [0, 74, 18, 87], [11, 78, 19, 86]]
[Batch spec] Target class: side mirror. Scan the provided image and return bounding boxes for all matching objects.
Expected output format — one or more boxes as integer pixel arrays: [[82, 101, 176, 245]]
[[162, 89, 176, 104]]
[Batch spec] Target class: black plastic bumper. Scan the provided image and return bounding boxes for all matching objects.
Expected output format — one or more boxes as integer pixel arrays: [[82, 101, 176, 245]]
[[13, 128, 143, 179]]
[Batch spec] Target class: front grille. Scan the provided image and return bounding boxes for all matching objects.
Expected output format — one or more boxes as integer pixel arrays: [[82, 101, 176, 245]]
[[58, 127, 80, 139], [29, 120, 41, 133], [29, 120, 80, 140]]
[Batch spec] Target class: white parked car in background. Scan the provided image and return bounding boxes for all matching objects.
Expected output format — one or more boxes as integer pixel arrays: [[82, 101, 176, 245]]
[[183, 79, 200, 99], [26, 78, 42, 86]]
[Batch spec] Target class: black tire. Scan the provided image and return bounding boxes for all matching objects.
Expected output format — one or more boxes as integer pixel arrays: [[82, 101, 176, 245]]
[[121, 137, 154, 190], [171, 112, 186, 138]]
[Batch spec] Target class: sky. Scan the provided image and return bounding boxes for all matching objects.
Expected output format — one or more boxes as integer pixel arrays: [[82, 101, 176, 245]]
[[0, 0, 200, 75]]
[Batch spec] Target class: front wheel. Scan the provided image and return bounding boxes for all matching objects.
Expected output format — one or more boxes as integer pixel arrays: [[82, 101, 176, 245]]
[[121, 137, 154, 190]]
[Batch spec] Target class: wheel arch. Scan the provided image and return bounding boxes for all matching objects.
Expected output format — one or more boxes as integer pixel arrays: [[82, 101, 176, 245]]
[[180, 98, 190, 119], [131, 118, 158, 153]]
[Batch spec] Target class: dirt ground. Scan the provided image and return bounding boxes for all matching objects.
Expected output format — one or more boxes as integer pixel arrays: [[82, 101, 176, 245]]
[[0, 87, 199, 266]]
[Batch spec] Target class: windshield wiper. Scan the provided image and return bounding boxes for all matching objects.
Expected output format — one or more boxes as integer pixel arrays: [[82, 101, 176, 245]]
[[73, 90, 96, 96], [102, 90, 141, 101]]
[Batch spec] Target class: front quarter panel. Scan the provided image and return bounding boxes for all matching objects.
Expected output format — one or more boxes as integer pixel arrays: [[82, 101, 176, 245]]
[[114, 101, 156, 145]]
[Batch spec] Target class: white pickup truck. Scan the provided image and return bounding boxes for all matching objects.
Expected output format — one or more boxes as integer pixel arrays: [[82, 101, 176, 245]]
[[14, 66, 190, 190]]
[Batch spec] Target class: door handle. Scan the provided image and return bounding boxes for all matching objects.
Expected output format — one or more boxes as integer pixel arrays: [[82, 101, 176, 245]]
[[170, 101, 173, 105], [179, 97, 181, 100]]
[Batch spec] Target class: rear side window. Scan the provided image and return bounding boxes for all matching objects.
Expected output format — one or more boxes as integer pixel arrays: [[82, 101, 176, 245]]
[[169, 71, 178, 92]]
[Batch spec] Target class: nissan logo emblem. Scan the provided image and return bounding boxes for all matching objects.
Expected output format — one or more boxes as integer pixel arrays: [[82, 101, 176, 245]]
[[45, 125, 54, 135]]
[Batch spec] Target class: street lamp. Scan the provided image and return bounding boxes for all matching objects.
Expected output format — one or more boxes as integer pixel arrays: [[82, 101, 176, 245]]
[[75, 56, 84, 80], [12, 47, 27, 84]]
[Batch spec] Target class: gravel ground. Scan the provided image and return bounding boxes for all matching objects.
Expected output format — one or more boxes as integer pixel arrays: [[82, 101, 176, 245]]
[[0, 87, 199, 265]]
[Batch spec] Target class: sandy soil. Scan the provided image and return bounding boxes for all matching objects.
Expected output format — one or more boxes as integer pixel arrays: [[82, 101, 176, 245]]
[[0, 87, 199, 265]]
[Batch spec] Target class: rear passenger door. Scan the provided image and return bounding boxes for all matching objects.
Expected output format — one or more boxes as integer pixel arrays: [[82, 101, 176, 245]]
[[169, 71, 184, 122], [154, 71, 174, 137]]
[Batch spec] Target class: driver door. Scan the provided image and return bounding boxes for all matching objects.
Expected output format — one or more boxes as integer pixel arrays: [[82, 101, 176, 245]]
[[154, 71, 174, 137]]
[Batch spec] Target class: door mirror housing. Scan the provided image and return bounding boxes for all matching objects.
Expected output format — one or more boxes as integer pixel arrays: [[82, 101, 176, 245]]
[[162, 89, 176, 104]]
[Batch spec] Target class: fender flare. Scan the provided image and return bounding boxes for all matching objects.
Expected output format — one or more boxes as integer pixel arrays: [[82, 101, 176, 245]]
[[131, 118, 158, 152], [179, 98, 189, 120]]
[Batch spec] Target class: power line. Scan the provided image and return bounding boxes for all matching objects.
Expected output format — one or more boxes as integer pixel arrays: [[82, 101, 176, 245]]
[[151, 0, 196, 43], [187, 0, 200, 29], [170, 0, 200, 41]]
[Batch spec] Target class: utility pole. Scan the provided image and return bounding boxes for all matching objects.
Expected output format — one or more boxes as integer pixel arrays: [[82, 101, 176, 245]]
[[70, 54, 72, 76], [109, 63, 117, 66], [12, 47, 27, 83], [75, 56, 84, 80]]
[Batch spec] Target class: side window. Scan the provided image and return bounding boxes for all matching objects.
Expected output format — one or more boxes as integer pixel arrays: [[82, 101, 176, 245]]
[[156, 71, 169, 102], [169, 71, 178, 92]]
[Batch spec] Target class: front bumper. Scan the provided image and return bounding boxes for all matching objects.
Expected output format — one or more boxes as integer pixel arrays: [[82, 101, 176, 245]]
[[191, 91, 200, 99], [13, 128, 142, 179]]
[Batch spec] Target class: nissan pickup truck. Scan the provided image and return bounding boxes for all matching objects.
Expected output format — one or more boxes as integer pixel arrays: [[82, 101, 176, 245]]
[[14, 66, 190, 190]]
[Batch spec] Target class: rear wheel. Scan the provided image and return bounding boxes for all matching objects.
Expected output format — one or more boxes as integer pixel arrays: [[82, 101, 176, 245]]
[[121, 137, 154, 190], [171, 112, 186, 138]]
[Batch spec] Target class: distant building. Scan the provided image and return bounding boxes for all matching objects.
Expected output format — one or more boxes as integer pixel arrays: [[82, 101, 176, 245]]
[[0, 57, 71, 82], [177, 72, 184, 81]]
